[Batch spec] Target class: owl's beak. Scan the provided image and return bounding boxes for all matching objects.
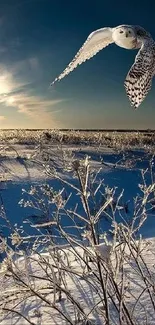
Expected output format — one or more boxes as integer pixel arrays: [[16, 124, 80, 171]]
[[125, 32, 129, 38]]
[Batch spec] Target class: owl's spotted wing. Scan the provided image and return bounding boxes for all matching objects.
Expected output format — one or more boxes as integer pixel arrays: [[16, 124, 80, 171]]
[[51, 27, 113, 86], [124, 40, 155, 109]]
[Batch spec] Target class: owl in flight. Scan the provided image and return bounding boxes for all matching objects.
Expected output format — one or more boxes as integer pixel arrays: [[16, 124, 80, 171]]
[[51, 25, 155, 109]]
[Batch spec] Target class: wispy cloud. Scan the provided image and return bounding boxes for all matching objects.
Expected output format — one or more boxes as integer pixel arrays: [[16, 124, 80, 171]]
[[0, 62, 64, 128], [4, 93, 63, 128], [0, 115, 6, 121], [11, 56, 40, 75]]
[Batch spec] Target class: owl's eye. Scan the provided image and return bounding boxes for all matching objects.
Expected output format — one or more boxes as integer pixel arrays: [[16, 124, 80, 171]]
[[119, 30, 124, 33], [128, 30, 131, 34]]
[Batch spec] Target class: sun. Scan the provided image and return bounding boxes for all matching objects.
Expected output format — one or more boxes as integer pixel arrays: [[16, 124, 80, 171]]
[[6, 97, 15, 105]]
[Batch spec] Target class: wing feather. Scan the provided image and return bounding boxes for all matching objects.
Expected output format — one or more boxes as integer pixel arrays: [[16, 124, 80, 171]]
[[51, 27, 113, 86], [124, 40, 155, 109]]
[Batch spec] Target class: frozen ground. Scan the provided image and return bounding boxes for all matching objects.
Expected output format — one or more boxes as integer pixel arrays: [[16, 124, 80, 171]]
[[0, 141, 154, 238], [0, 130, 155, 324], [0, 239, 155, 324]]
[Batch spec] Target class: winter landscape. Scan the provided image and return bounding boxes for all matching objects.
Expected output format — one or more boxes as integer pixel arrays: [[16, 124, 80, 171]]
[[0, 129, 155, 325], [0, 0, 154, 323]]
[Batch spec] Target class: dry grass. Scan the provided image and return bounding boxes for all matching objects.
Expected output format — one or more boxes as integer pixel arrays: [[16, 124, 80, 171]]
[[0, 129, 155, 150]]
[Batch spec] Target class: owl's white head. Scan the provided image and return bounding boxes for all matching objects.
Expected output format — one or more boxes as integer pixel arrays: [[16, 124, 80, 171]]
[[112, 25, 137, 49]]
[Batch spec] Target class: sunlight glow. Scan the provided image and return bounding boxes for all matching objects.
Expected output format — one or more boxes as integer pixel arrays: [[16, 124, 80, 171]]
[[6, 97, 15, 105]]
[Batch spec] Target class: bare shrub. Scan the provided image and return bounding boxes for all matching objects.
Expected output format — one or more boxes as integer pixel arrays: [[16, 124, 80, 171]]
[[0, 155, 155, 324]]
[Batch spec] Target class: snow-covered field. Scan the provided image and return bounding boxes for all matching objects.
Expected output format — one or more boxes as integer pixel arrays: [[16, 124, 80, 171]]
[[0, 129, 155, 324], [0, 239, 155, 325]]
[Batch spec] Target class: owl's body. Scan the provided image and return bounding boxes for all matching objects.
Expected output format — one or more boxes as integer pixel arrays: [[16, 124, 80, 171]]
[[51, 25, 155, 109]]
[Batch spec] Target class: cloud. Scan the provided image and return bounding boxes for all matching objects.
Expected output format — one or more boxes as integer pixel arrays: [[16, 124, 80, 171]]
[[5, 93, 63, 127], [0, 115, 6, 121], [0, 63, 64, 128], [10, 56, 42, 82]]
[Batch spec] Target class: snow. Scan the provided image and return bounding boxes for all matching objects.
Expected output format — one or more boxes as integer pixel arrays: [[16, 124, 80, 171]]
[[0, 143, 154, 239], [0, 130, 155, 324], [0, 240, 155, 324]]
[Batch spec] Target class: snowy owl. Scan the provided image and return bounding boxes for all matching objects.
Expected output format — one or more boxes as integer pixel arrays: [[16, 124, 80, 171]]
[[51, 25, 155, 109]]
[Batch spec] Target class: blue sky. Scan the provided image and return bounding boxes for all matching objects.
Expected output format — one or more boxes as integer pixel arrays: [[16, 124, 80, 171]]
[[0, 0, 154, 129]]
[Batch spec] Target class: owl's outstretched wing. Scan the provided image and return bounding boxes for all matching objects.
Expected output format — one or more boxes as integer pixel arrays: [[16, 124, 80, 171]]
[[51, 27, 113, 86], [124, 40, 155, 109]]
